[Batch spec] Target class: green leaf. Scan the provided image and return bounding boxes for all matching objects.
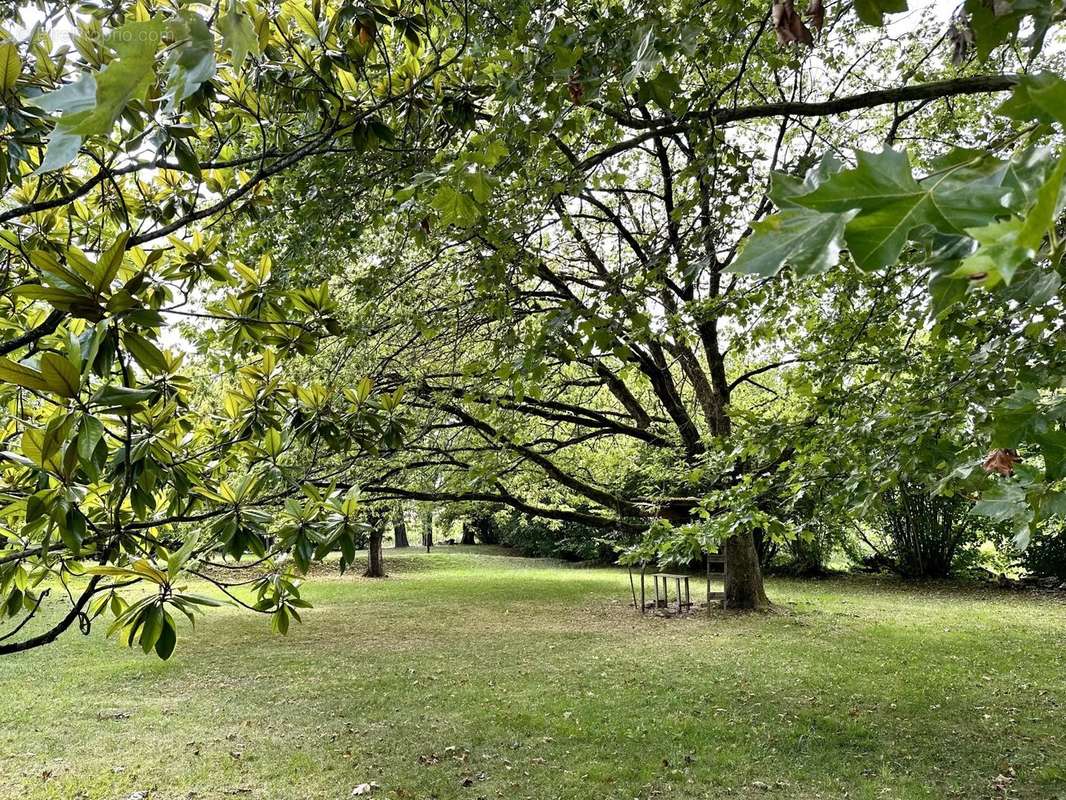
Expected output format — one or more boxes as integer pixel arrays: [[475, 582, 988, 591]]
[[58, 510, 84, 553], [171, 138, 201, 178], [29, 72, 96, 114], [999, 72, 1066, 127], [219, 3, 259, 65], [272, 606, 290, 635], [964, 0, 1021, 61], [729, 209, 853, 277], [123, 332, 169, 375], [430, 185, 480, 227], [167, 533, 200, 580], [0, 357, 50, 392], [953, 219, 1032, 286], [94, 231, 131, 293], [1019, 150, 1066, 249], [154, 613, 177, 659], [1035, 429, 1066, 480], [796, 147, 1010, 269], [971, 481, 1027, 523], [36, 126, 85, 173], [0, 42, 22, 91], [140, 604, 164, 653], [30, 20, 163, 172], [163, 13, 216, 111], [12, 284, 91, 306], [91, 384, 156, 410], [77, 416, 106, 463], [795, 148, 919, 213], [78, 21, 164, 135], [39, 353, 81, 398], [854, 0, 908, 26], [263, 428, 283, 458]]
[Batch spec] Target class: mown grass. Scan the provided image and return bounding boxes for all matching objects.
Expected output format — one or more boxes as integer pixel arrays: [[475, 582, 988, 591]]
[[1, 547, 1064, 800]]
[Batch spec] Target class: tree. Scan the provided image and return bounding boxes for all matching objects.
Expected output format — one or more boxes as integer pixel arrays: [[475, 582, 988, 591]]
[[0, 0, 463, 656], [392, 502, 409, 548], [243, 0, 1066, 609], [364, 508, 386, 577], [3, 0, 1066, 661]]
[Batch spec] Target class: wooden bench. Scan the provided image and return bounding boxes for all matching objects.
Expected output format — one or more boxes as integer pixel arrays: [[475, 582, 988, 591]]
[[628, 552, 725, 613], [652, 573, 691, 613]]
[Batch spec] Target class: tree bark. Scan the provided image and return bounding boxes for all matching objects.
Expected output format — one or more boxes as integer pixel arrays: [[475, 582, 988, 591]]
[[421, 506, 433, 551], [722, 530, 770, 610], [474, 514, 498, 544], [364, 514, 386, 577], [392, 504, 409, 548], [460, 520, 476, 545]]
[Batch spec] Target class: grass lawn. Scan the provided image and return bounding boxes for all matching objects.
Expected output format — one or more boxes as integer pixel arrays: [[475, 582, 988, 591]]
[[1, 547, 1064, 800]]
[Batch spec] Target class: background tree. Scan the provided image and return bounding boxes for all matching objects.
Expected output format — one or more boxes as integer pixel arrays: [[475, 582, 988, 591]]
[[240, 0, 1066, 609]]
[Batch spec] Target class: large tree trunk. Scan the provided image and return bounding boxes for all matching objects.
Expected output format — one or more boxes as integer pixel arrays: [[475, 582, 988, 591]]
[[722, 530, 769, 610], [392, 504, 409, 548], [364, 515, 386, 577], [460, 520, 476, 545]]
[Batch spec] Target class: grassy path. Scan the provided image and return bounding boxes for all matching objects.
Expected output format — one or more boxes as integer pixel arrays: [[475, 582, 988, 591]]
[[1, 549, 1064, 799]]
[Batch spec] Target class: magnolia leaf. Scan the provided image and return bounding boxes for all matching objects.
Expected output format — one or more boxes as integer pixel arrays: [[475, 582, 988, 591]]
[[77, 416, 106, 463], [95, 231, 131, 293], [155, 614, 177, 659], [91, 384, 156, 410], [0, 41, 22, 91], [39, 353, 81, 398], [167, 533, 200, 579], [122, 332, 169, 375], [0, 357, 51, 392]]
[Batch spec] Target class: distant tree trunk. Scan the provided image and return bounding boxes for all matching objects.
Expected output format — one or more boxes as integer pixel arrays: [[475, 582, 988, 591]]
[[723, 530, 769, 610], [421, 507, 433, 551], [460, 519, 476, 545], [392, 504, 409, 548], [474, 513, 498, 544], [364, 513, 386, 577]]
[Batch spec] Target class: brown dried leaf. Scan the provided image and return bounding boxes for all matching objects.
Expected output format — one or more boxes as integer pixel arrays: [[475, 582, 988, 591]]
[[982, 449, 1022, 477], [567, 71, 584, 105], [807, 0, 825, 33], [773, 1, 796, 45], [789, 12, 814, 46]]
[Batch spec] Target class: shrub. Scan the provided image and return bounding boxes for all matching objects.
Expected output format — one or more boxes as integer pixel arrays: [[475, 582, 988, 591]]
[[1018, 528, 1066, 581], [872, 482, 971, 578], [494, 512, 625, 562]]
